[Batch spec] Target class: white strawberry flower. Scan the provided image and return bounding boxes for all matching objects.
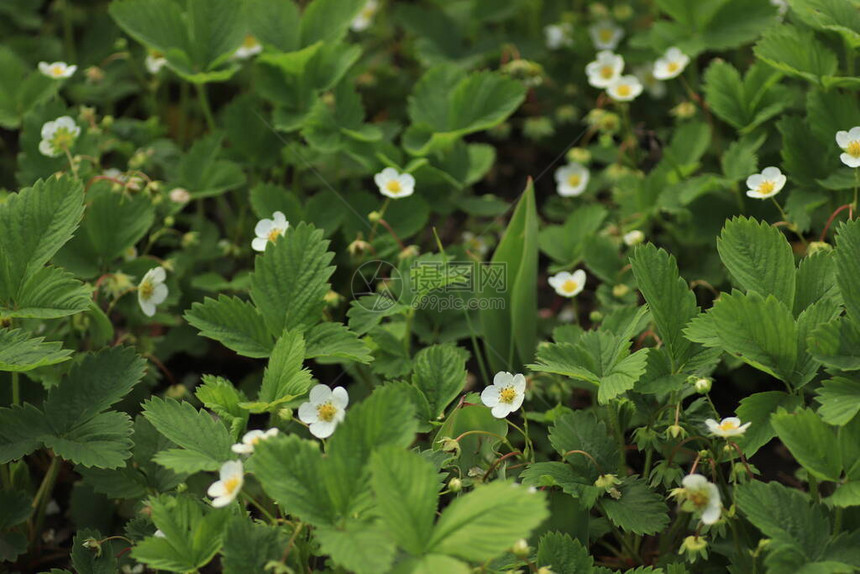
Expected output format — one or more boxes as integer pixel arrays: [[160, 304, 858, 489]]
[[623, 230, 645, 246], [589, 20, 624, 50], [169, 188, 191, 204], [137, 267, 168, 317], [548, 270, 586, 298], [745, 167, 786, 199], [252, 211, 289, 252], [606, 75, 643, 102], [705, 416, 751, 438], [298, 384, 349, 439], [38, 116, 81, 157], [554, 163, 590, 197], [677, 474, 722, 525], [652, 47, 690, 80], [771, 0, 789, 17], [145, 51, 167, 74], [481, 371, 526, 419], [38, 61, 77, 79], [374, 167, 415, 199], [585, 51, 624, 88], [836, 126, 860, 168], [231, 428, 279, 454], [207, 460, 244, 508], [351, 0, 379, 32], [544, 23, 574, 50], [233, 35, 262, 60], [634, 64, 666, 99]]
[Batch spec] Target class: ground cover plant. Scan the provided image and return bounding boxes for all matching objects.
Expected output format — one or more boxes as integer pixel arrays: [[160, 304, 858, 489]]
[[1, 0, 860, 572]]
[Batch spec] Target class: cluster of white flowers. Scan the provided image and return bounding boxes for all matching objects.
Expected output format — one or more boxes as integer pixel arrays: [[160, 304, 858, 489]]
[[544, 22, 574, 50], [38, 116, 80, 158], [38, 61, 76, 79], [252, 211, 290, 252], [554, 162, 590, 197], [585, 51, 642, 102], [137, 267, 169, 317], [548, 270, 587, 298], [351, 0, 379, 32]]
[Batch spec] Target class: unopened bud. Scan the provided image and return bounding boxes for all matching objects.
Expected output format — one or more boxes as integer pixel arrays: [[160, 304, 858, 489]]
[[693, 377, 712, 394], [667, 424, 686, 439], [612, 284, 630, 298], [438, 437, 461, 456], [82, 538, 102, 557], [448, 477, 463, 492], [512, 538, 530, 559]]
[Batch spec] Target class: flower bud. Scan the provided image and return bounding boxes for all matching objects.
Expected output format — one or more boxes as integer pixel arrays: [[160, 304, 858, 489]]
[[671, 101, 697, 120], [567, 147, 591, 164], [82, 538, 103, 557], [588, 310, 603, 322], [512, 538, 530, 559], [612, 284, 630, 298], [693, 377, 712, 394], [368, 211, 382, 223], [181, 232, 199, 248], [679, 535, 708, 561], [348, 238, 372, 257], [448, 477, 463, 492], [277, 407, 293, 421], [438, 437, 461, 456], [323, 290, 343, 306], [807, 241, 832, 255], [170, 188, 191, 204], [594, 473, 621, 490], [537, 568, 555, 574], [398, 245, 420, 260], [667, 424, 686, 439]]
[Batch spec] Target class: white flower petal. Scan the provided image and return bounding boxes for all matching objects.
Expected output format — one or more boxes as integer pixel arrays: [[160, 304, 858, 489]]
[[493, 371, 513, 387], [481, 385, 501, 407], [310, 420, 336, 439], [760, 166, 782, 179], [251, 237, 269, 252], [254, 218, 274, 238], [849, 126, 860, 140], [511, 373, 527, 393], [836, 130, 851, 148], [150, 283, 168, 305], [309, 384, 332, 404], [841, 154, 860, 168], [298, 401, 318, 424], [491, 404, 512, 419], [330, 386, 349, 408]]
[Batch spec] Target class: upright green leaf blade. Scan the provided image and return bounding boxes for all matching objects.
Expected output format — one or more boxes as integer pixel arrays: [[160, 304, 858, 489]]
[[717, 217, 796, 307]]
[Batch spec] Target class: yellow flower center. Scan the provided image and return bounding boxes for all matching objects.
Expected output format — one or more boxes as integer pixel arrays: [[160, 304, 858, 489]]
[[361, 5, 375, 18], [667, 61, 680, 73], [317, 402, 337, 422], [616, 84, 631, 97], [499, 386, 517, 404], [758, 181, 775, 195], [223, 476, 241, 494], [846, 140, 860, 158], [139, 280, 154, 300], [688, 490, 707, 508], [51, 65, 65, 77], [385, 180, 402, 194], [250, 436, 262, 445], [567, 174, 582, 187], [51, 128, 76, 151], [600, 65, 615, 79], [562, 279, 578, 293], [719, 420, 739, 432], [267, 227, 283, 243], [599, 29, 613, 42], [242, 35, 258, 49]]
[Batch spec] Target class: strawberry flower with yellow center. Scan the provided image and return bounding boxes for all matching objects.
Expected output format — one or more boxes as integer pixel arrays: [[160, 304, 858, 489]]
[[38, 61, 77, 79], [745, 166, 786, 199], [351, 0, 379, 32], [653, 47, 690, 80], [374, 167, 415, 199], [589, 20, 624, 50], [481, 371, 526, 419], [607, 75, 643, 102], [231, 428, 279, 455], [207, 460, 244, 507], [548, 270, 587, 298], [554, 163, 590, 197], [39, 116, 81, 158], [585, 51, 624, 89], [298, 384, 349, 439], [252, 211, 289, 252], [137, 267, 168, 318], [233, 35, 262, 60], [836, 127, 860, 168], [671, 474, 721, 525], [705, 416, 750, 438]]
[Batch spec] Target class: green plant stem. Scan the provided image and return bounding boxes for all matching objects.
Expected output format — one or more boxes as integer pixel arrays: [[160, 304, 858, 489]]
[[196, 84, 216, 131], [11, 372, 19, 406], [58, 0, 76, 61], [853, 168, 858, 212], [241, 492, 277, 524], [31, 454, 61, 544], [403, 309, 415, 356], [179, 82, 190, 145], [834, 507, 843, 534], [808, 474, 820, 503]]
